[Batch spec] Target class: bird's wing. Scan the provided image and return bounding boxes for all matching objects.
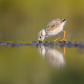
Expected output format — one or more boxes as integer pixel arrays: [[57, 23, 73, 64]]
[[46, 19, 61, 31]]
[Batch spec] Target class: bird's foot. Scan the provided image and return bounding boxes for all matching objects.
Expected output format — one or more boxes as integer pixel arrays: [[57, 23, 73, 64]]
[[59, 39, 67, 43]]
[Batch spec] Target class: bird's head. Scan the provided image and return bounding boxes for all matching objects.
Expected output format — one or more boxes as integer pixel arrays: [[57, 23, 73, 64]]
[[37, 29, 46, 43]]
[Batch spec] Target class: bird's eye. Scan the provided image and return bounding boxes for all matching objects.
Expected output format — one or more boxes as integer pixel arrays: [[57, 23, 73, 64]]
[[40, 37, 41, 38]]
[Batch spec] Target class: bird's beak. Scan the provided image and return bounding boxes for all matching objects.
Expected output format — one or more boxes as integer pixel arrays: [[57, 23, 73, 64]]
[[39, 40, 42, 43]]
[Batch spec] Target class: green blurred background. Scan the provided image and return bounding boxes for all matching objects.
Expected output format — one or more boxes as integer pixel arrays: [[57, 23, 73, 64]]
[[0, 0, 84, 84], [0, 0, 84, 42]]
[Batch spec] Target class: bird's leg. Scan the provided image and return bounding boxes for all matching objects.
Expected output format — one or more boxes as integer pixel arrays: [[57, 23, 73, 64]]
[[63, 47, 65, 55], [53, 35, 60, 43], [59, 30, 66, 42]]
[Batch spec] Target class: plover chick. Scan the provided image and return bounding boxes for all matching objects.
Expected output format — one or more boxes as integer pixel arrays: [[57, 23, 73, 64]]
[[37, 19, 66, 43]]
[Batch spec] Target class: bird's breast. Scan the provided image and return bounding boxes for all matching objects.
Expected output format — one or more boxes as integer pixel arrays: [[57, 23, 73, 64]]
[[45, 26, 63, 37]]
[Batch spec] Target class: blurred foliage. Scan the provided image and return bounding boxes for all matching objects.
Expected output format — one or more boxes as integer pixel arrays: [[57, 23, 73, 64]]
[[0, 0, 84, 41]]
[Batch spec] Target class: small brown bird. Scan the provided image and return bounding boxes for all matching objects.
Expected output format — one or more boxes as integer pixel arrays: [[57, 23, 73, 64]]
[[37, 19, 66, 43]]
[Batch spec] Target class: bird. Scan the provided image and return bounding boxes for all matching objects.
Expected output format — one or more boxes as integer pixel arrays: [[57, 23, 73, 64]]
[[37, 19, 66, 43]]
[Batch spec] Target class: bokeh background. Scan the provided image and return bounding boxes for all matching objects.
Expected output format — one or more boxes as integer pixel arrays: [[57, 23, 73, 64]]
[[0, 0, 84, 84], [0, 0, 84, 42]]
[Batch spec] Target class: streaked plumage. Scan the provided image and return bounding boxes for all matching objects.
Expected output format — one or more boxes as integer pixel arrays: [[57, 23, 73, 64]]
[[46, 19, 61, 31]]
